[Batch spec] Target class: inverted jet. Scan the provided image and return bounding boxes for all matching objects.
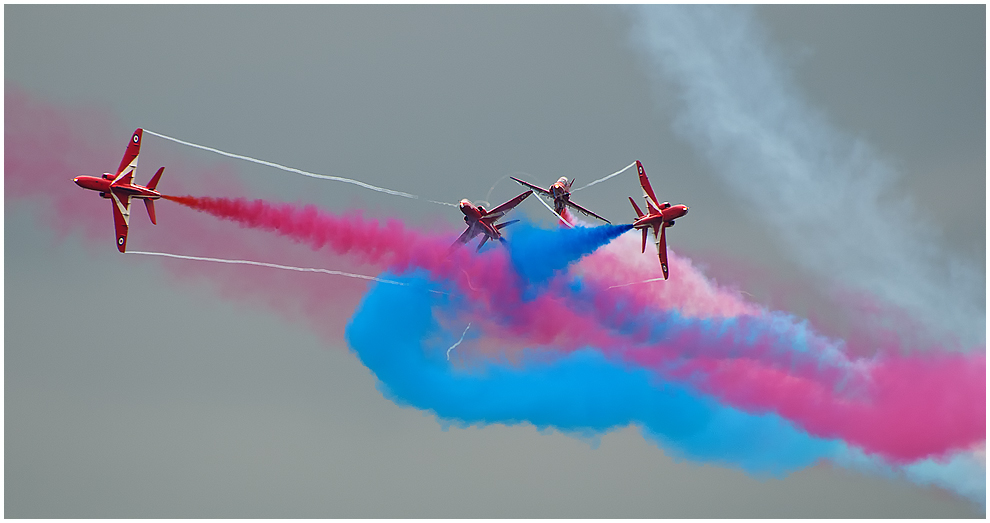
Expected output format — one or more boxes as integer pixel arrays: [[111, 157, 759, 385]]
[[451, 190, 533, 252], [510, 176, 610, 224], [73, 128, 164, 252]]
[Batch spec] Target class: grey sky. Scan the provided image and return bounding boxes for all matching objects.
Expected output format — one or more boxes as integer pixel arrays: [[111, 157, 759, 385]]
[[5, 5, 984, 517]]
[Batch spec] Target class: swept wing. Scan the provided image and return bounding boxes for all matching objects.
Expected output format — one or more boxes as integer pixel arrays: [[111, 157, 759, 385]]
[[110, 191, 132, 253], [637, 160, 661, 211], [482, 190, 533, 222], [509, 177, 552, 197], [565, 199, 611, 224], [113, 129, 143, 186]]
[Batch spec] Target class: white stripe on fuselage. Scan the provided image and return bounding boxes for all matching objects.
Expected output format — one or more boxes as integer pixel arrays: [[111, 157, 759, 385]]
[[112, 160, 137, 184]]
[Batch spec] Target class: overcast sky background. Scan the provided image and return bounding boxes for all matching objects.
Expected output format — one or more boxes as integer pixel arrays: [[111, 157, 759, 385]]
[[5, 5, 985, 517]]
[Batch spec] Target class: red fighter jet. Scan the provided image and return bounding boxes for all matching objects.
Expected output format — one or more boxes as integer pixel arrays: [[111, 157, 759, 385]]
[[510, 176, 611, 224], [73, 128, 164, 253], [451, 190, 533, 252], [628, 160, 688, 280]]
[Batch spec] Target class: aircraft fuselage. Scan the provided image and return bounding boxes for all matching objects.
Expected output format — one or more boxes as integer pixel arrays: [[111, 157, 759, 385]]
[[459, 199, 500, 239], [548, 177, 571, 214], [633, 203, 688, 230], [73, 174, 162, 200]]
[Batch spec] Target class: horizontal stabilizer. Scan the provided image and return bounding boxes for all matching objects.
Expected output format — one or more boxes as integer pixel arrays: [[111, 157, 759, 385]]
[[147, 166, 164, 191], [144, 199, 157, 225]]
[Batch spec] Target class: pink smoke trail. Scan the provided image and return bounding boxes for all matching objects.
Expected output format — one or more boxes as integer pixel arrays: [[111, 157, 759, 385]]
[[575, 230, 762, 318], [686, 353, 985, 463], [571, 228, 984, 462]]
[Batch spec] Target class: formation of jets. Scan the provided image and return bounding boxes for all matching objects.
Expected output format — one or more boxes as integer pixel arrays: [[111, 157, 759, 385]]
[[507, 161, 687, 279], [74, 131, 688, 278]]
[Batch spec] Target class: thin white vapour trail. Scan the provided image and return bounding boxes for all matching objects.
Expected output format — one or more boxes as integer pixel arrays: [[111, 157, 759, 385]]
[[484, 172, 523, 205], [572, 161, 637, 192], [626, 6, 984, 346], [529, 189, 574, 228], [607, 277, 666, 289], [143, 129, 457, 207], [127, 250, 448, 295], [446, 323, 472, 360]]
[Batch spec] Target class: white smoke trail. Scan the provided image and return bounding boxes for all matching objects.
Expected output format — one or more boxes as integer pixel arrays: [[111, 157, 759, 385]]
[[143, 129, 457, 207], [446, 323, 472, 360], [572, 161, 638, 192], [127, 250, 447, 294], [624, 6, 984, 346], [833, 445, 986, 511]]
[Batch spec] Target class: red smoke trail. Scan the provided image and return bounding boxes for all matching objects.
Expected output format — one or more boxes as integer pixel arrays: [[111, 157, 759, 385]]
[[5, 85, 381, 340], [161, 194, 646, 357]]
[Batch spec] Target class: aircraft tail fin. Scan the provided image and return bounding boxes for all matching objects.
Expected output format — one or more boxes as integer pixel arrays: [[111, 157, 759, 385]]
[[147, 166, 164, 191], [629, 197, 644, 219], [144, 199, 157, 225]]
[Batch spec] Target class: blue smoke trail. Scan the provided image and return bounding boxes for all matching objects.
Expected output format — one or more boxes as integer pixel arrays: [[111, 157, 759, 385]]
[[560, 277, 859, 380], [507, 222, 633, 290], [345, 270, 839, 477]]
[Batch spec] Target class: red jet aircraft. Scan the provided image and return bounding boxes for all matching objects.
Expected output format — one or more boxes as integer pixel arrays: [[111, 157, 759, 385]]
[[73, 128, 164, 253], [451, 190, 533, 252], [628, 160, 688, 280], [510, 176, 611, 224]]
